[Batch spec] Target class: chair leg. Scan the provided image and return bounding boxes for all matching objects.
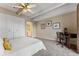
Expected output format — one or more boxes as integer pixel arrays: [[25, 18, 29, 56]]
[[61, 40, 64, 47], [56, 40, 60, 45], [56, 38, 60, 45]]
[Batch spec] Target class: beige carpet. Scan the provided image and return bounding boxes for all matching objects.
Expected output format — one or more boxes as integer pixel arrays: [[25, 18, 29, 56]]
[[33, 38, 79, 56]]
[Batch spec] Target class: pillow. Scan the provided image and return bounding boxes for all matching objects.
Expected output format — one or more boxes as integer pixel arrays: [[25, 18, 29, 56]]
[[3, 38, 11, 51]]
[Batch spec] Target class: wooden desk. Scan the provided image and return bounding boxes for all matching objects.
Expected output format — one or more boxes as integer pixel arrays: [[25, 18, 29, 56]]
[[57, 32, 77, 48]]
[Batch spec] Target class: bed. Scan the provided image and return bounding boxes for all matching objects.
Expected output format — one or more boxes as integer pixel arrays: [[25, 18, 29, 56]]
[[3, 37, 46, 56]]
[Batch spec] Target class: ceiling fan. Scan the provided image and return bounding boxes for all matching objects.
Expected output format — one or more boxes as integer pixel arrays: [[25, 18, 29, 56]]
[[13, 3, 36, 15]]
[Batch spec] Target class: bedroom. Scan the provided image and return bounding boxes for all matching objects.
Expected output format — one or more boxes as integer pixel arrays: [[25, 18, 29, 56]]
[[0, 3, 79, 56]]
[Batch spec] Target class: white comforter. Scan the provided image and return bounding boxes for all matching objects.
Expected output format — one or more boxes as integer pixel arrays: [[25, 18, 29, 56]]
[[3, 37, 46, 56]]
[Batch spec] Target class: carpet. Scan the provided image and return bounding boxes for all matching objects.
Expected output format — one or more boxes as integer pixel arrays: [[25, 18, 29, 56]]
[[33, 38, 79, 56]]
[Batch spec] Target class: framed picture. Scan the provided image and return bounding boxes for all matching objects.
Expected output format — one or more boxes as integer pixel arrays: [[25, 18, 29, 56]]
[[53, 22, 60, 29], [47, 21, 52, 27], [41, 23, 46, 29]]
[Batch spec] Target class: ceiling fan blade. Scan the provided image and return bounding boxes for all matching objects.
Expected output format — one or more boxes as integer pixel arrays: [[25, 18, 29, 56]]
[[16, 8, 23, 15], [27, 9, 33, 13], [21, 3, 26, 7], [13, 6, 23, 8], [27, 4, 36, 8]]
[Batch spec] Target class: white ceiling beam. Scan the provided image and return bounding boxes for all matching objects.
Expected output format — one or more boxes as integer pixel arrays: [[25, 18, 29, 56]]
[[33, 3, 77, 21], [31, 3, 66, 19]]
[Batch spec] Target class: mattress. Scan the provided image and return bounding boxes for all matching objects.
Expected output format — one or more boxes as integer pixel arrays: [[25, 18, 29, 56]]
[[3, 37, 46, 56]]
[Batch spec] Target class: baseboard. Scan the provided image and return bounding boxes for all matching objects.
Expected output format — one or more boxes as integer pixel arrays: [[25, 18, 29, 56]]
[[35, 37, 56, 41]]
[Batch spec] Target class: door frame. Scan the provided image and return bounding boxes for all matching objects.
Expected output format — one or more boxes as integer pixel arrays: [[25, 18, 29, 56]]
[[77, 4, 79, 53]]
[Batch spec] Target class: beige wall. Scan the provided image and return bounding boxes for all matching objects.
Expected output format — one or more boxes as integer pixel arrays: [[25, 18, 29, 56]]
[[32, 21, 37, 37], [36, 11, 77, 40]]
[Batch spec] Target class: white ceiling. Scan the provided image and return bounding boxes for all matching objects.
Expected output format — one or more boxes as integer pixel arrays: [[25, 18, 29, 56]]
[[0, 3, 61, 16], [33, 3, 77, 21], [0, 3, 77, 21]]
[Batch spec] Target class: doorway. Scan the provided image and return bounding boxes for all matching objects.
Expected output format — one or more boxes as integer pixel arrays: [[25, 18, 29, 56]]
[[26, 21, 33, 37]]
